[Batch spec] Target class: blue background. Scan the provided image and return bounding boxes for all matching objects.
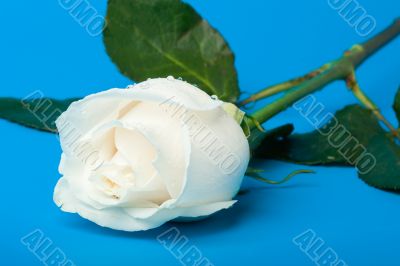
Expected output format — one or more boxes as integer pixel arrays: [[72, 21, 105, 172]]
[[1, 0, 399, 265]]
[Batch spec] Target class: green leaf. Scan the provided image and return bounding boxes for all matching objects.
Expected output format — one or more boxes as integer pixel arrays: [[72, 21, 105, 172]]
[[103, 0, 240, 102], [358, 133, 400, 190], [393, 87, 400, 125], [248, 123, 294, 151], [255, 105, 384, 165], [0, 96, 77, 133], [255, 104, 400, 191]]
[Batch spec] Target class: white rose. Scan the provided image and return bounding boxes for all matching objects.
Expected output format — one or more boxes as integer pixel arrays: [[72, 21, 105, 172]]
[[53, 77, 250, 231]]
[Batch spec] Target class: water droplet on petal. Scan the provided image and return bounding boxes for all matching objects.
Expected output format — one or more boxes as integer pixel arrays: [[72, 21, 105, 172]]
[[178, 77, 183, 81], [167, 76, 174, 81], [139, 82, 149, 89], [211, 95, 219, 100], [127, 84, 135, 89]]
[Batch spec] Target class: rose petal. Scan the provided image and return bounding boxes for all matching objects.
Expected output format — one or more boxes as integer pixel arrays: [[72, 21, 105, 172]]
[[54, 180, 236, 231]]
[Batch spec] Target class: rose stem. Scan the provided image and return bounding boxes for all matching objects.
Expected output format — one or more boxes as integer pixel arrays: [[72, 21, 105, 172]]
[[237, 64, 330, 107], [249, 18, 400, 132]]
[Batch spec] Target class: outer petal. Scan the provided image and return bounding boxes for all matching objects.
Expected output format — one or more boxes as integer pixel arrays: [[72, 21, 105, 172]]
[[56, 77, 221, 142], [54, 177, 236, 231], [173, 106, 250, 207]]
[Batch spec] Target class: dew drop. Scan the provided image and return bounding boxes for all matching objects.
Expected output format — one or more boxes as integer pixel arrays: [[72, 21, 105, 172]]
[[177, 77, 183, 81], [126, 84, 135, 89], [139, 82, 149, 89], [211, 95, 219, 100], [167, 75, 174, 81]]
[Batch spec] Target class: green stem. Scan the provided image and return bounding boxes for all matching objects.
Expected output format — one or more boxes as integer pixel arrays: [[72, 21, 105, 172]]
[[238, 64, 330, 107], [346, 71, 400, 140], [251, 18, 400, 125]]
